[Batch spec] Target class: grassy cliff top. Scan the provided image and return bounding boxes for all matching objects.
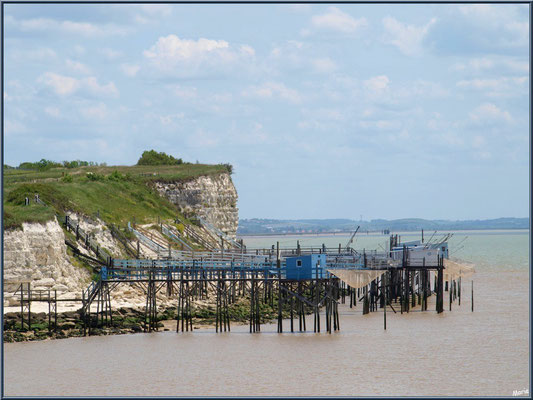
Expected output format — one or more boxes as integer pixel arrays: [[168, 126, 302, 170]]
[[3, 163, 230, 230], [4, 163, 229, 185]]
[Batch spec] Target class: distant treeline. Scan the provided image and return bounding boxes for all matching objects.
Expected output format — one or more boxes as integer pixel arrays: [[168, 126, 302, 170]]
[[4, 150, 234, 175], [4, 159, 104, 171]]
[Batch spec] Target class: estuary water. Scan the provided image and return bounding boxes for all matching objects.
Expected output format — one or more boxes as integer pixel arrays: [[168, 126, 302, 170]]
[[3, 230, 530, 397]]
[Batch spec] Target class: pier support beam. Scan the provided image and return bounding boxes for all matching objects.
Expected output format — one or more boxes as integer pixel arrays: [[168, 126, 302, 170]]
[[436, 265, 444, 314]]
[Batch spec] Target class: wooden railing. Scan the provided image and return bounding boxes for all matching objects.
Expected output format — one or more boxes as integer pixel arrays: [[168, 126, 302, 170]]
[[64, 215, 111, 264]]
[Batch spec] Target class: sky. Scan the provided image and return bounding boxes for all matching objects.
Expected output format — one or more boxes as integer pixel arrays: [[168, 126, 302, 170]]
[[2, 3, 530, 221]]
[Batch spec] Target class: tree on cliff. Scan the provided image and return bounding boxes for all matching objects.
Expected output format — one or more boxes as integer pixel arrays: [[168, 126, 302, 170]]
[[137, 150, 183, 166]]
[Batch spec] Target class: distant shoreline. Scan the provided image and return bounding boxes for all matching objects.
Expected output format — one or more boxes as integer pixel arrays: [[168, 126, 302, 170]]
[[238, 227, 530, 238]]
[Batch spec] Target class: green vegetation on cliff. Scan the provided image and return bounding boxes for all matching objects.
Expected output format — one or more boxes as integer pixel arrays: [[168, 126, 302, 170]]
[[137, 150, 183, 166], [3, 161, 230, 230]]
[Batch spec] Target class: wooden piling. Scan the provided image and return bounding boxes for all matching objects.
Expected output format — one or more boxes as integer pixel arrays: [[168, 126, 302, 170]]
[[471, 280, 474, 312], [436, 264, 444, 313], [290, 292, 294, 333], [383, 271, 387, 330], [458, 277, 461, 306], [449, 279, 452, 311]]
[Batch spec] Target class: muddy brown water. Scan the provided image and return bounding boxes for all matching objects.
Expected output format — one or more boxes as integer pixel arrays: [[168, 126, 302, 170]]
[[4, 230, 529, 396]]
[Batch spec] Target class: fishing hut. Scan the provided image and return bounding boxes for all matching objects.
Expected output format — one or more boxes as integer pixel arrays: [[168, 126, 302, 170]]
[[285, 254, 327, 280]]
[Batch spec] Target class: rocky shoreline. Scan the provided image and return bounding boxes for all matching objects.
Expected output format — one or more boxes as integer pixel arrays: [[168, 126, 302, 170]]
[[3, 298, 292, 342]]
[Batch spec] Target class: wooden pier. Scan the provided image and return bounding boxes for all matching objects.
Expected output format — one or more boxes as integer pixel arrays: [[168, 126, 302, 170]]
[[12, 235, 474, 336]]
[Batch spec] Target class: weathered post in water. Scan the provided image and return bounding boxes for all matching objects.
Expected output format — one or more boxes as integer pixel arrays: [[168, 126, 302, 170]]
[[436, 259, 444, 313], [449, 278, 452, 311], [459, 276, 461, 306], [471, 280, 474, 312]]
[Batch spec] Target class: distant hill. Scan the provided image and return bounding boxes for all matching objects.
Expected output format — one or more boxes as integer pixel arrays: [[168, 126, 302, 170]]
[[238, 217, 530, 234]]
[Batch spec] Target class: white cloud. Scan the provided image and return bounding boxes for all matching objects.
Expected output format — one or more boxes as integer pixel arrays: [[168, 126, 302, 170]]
[[158, 113, 185, 126], [451, 57, 529, 74], [364, 75, 390, 92], [120, 63, 140, 77], [66, 59, 91, 75], [457, 76, 528, 97], [312, 58, 337, 73], [267, 40, 308, 73], [469, 103, 513, 124], [133, 4, 173, 24], [144, 35, 229, 62], [143, 35, 255, 75], [430, 5, 529, 54], [38, 72, 80, 96], [9, 16, 129, 37], [84, 77, 119, 97], [242, 82, 301, 104], [9, 47, 56, 61], [382, 16, 436, 56], [240, 45, 255, 57], [38, 72, 119, 98], [457, 77, 525, 89], [311, 7, 367, 33]]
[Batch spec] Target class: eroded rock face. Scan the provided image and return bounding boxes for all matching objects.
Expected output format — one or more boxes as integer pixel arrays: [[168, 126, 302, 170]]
[[3, 218, 91, 305], [154, 173, 239, 239]]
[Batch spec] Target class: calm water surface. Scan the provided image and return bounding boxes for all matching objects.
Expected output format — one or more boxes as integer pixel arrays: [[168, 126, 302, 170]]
[[4, 230, 529, 396]]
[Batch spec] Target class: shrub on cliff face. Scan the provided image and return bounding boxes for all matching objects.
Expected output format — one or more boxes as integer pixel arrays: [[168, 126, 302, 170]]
[[86, 172, 105, 181], [223, 163, 234, 175], [137, 150, 183, 166], [61, 173, 73, 183], [107, 170, 126, 181]]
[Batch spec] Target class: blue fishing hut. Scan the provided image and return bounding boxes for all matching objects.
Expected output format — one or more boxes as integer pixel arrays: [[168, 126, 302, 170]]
[[285, 254, 327, 280]]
